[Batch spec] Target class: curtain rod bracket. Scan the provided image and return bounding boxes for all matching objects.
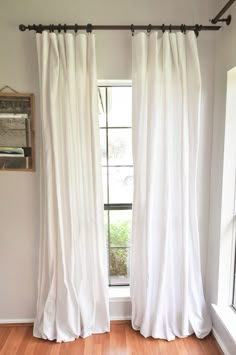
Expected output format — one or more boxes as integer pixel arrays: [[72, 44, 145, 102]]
[[210, 0, 235, 25], [210, 14, 232, 25]]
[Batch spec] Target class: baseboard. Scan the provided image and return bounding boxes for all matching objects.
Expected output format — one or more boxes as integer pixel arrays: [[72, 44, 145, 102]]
[[110, 315, 131, 321], [109, 298, 132, 321], [212, 327, 231, 355], [110, 319, 131, 324], [211, 304, 236, 354], [0, 319, 34, 325]]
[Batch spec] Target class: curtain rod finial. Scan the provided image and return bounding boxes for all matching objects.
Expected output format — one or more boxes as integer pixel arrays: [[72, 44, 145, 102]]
[[19, 24, 27, 31]]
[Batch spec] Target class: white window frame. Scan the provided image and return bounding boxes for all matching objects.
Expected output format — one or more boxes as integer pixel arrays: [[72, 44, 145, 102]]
[[98, 80, 132, 287], [217, 67, 236, 307], [212, 67, 236, 348]]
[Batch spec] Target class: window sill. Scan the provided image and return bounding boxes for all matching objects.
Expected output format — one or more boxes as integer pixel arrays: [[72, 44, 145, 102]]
[[109, 286, 130, 301], [212, 304, 236, 341]]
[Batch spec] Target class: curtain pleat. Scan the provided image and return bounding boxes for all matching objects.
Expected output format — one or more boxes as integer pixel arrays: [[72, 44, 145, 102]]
[[34, 32, 109, 342], [131, 31, 211, 341]]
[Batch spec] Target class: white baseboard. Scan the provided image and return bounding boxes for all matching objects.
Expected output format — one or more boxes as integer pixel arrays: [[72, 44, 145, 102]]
[[0, 319, 34, 324], [211, 304, 236, 354], [110, 316, 131, 321], [212, 328, 229, 355], [0, 316, 132, 324], [109, 297, 132, 321]]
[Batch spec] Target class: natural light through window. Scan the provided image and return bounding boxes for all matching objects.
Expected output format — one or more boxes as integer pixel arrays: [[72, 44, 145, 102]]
[[228, 68, 236, 311], [98, 85, 132, 286], [220, 66, 236, 310]]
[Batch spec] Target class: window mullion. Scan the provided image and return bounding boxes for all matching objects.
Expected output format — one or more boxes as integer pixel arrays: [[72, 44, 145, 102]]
[[104, 204, 132, 210]]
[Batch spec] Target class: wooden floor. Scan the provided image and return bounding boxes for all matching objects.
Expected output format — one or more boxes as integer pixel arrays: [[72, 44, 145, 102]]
[[0, 322, 223, 355]]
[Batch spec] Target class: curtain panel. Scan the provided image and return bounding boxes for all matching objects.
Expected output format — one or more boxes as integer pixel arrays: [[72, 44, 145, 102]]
[[34, 32, 109, 342], [131, 31, 211, 340]]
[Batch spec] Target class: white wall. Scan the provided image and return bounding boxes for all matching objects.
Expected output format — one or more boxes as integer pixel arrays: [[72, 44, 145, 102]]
[[207, 1, 236, 353], [0, 0, 217, 321]]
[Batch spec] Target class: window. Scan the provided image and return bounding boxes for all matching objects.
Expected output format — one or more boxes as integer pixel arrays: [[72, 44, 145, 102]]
[[98, 84, 132, 286], [233, 249, 236, 309], [217, 67, 236, 310]]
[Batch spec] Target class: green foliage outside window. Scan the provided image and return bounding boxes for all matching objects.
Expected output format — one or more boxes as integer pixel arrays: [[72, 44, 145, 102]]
[[108, 221, 130, 276]]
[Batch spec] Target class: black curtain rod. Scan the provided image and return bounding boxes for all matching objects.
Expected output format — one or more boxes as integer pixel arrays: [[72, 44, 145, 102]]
[[19, 23, 221, 36], [211, 0, 236, 24]]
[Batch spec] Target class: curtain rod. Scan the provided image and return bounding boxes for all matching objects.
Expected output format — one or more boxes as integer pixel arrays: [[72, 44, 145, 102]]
[[19, 23, 221, 36], [211, 0, 236, 24]]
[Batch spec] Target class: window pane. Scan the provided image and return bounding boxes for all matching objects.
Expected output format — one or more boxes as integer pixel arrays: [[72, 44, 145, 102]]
[[108, 87, 132, 127], [108, 167, 133, 203], [109, 210, 131, 247], [98, 87, 106, 127], [99, 129, 107, 166], [104, 210, 108, 247], [109, 247, 130, 278], [233, 282, 236, 307], [108, 128, 132, 166], [102, 167, 108, 204], [233, 247, 236, 308], [99, 84, 132, 286]]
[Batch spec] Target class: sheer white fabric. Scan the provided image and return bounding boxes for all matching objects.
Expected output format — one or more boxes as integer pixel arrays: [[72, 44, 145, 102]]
[[131, 31, 211, 340], [34, 32, 109, 342]]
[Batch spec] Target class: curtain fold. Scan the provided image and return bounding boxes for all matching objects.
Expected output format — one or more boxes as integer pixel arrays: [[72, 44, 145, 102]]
[[131, 31, 211, 341], [34, 32, 109, 342]]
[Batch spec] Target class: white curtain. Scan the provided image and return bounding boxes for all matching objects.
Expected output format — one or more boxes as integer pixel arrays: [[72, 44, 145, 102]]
[[34, 32, 109, 342], [131, 31, 211, 340]]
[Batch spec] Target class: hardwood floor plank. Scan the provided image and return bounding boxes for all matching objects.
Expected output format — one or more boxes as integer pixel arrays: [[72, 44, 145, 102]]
[[99, 331, 111, 355], [0, 327, 11, 352], [0, 323, 224, 355], [174, 337, 190, 355], [199, 335, 223, 355], [184, 334, 223, 355], [1, 327, 28, 354], [125, 323, 144, 354], [23, 335, 44, 355], [59, 337, 84, 355], [109, 323, 127, 355], [158, 338, 179, 355], [16, 326, 34, 355]]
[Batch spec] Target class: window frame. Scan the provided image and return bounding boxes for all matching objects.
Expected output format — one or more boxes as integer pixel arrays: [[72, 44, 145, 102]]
[[232, 247, 236, 309], [98, 81, 132, 286]]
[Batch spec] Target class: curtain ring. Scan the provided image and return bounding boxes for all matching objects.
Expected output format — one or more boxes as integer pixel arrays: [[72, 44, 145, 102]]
[[49, 24, 52, 33], [86, 23, 93, 33], [74, 24, 78, 33], [181, 24, 184, 33], [194, 24, 200, 37], [162, 24, 165, 33], [58, 24, 62, 33], [130, 24, 135, 36], [169, 24, 172, 33], [36, 24, 43, 33], [147, 24, 152, 33], [63, 24, 67, 33]]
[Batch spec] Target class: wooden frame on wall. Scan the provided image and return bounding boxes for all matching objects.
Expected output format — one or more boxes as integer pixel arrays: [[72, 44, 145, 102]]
[[0, 93, 35, 171]]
